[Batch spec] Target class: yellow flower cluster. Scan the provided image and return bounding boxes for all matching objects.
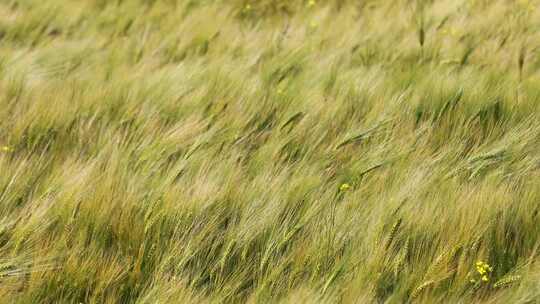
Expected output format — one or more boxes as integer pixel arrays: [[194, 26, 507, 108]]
[[339, 183, 351, 191], [474, 261, 493, 282]]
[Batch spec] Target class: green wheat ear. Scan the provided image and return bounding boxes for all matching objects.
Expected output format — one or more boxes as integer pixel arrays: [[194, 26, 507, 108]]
[[493, 275, 521, 288], [385, 218, 402, 250], [410, 280, 435, 299], [393, 237, 409, 276]]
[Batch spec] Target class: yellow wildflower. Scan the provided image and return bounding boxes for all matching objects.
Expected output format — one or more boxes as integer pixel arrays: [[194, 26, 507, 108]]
[[339, 183, 351, 191], [474, 261, 493, 283]]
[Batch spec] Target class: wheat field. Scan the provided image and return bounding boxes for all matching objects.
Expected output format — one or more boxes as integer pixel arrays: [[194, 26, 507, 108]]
[[0, 0, 539, 303]]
